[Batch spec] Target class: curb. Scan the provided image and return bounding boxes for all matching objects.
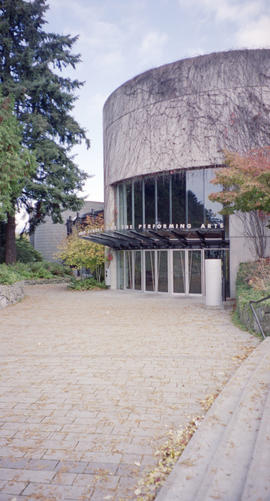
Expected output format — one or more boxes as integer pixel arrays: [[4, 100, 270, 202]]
[[156, 338, 270, 501]]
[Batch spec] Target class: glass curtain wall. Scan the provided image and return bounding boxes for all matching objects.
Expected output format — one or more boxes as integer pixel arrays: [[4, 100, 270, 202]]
[[134, 251, 142, 290], [173, 251, 185, 293], [125, 251, 133, 289], [145, 251, 155, 291], [117, 251, 125, 289], [187, 170, 204, 227], [157, 251, 168, 292], [188, 250, 202, 294], [157, 176, 170, 225], [116, 248, 229, 296], [126, 182, 133, 226], [144, 178, 156, 225], [134, 180, 143, 228], [171, 172, 186, 224], [204, 168, 224, 225], [116, 167, 224, 229]]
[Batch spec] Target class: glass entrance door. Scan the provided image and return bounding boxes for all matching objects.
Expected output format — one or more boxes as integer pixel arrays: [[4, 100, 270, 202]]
[[173, 250, 202, 295], [157, 251, 168, 292], [188, 250, 202, 294], [118, 249, 202, 295], [173, 251, 185, 293]]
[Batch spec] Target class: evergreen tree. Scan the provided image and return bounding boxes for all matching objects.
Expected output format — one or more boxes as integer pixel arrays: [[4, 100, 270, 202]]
[[0, 0, 89, 262], [0, 90, 36, 262]]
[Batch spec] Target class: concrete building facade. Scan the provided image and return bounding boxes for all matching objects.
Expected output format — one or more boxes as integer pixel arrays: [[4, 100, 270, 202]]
[[31, 201, 104, 262], [85, 49, 270, 298]]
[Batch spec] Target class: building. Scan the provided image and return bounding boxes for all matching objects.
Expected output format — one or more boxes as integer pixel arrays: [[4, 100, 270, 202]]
[[31, 201, 104, 262], [84, 49, 270, 298]]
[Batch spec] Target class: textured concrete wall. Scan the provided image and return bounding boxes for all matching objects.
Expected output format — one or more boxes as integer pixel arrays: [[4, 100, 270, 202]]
[[104, 49, 270, 192], [103, 49, 270, 295], [229, 215, 270, 297], [31, 201, 104, 262]]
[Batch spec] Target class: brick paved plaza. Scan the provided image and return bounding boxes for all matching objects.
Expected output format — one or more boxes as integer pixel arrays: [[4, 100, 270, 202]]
[[0, 284, 258, 500]]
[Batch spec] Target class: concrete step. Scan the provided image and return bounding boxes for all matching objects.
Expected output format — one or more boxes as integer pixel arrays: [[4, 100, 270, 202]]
[[156, 338, 270, 501]]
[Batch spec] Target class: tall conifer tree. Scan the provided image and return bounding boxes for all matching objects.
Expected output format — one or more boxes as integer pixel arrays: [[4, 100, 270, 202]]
[[0, 0, 89, 263], [0, 91, 36, 263]]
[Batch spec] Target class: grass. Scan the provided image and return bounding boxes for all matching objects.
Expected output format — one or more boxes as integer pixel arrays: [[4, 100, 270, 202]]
[[231, 309, 249, 331]]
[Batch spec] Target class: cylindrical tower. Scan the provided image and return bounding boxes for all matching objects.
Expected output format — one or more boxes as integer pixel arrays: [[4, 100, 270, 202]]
[[102, 49, 270, 295]]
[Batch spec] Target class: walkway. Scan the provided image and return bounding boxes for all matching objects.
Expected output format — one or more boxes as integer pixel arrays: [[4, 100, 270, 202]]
[[0, 284, 259, 500], [156, 337, 270, 501]]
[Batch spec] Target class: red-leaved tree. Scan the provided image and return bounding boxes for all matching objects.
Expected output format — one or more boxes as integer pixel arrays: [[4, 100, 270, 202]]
[[209, 147, 270, 258]]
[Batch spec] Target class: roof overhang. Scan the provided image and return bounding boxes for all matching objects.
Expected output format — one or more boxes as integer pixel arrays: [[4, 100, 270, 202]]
[[81, 228, 229, 250]]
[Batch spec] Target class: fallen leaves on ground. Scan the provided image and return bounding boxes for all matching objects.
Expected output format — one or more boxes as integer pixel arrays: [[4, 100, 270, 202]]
[[133, 415, 204, 501]]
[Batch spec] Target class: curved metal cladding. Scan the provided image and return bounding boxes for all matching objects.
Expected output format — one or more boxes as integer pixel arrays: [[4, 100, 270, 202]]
[[103, 49, 270, 226]]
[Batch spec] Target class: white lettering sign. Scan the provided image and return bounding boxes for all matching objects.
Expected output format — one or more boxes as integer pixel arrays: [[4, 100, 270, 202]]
[[87, 222, 225, 233]]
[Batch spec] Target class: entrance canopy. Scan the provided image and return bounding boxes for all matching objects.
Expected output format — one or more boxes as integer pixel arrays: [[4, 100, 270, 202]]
[[81, 228, 229, 250]]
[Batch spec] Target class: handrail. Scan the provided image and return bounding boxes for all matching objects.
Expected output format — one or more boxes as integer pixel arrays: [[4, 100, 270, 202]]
[[249, 294, 270, 339]]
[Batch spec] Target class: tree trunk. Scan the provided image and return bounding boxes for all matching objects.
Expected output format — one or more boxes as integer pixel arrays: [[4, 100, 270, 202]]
[[5, 213, 16, 264]]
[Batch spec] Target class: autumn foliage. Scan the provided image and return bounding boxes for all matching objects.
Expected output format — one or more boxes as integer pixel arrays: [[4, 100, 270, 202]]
[[209, 147, 270, 216], [56, 215, 105, 282]]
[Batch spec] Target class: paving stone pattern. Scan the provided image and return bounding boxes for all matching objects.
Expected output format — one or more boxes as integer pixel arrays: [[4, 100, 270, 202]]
[[0, 285, 259, 500]]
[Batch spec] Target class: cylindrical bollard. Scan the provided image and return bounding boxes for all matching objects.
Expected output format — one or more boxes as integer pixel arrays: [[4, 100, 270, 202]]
[[205, 259, 222, 306]]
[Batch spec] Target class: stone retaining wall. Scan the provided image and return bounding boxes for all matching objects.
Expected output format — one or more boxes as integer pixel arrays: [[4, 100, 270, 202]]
[[0, 281, 25, 309], [24, 278, 70, 285], [0, 278, 71, 309], [238, 301, 270, 337]]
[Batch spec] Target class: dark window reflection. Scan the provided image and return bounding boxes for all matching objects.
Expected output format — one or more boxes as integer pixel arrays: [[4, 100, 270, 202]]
[[145, 251, 155, 291], [126, 182, 132, 226], [157, 176, 170, 224], [135, 251, 141, 290], [157, 251, 168, 292], [173, 251, 185, 293], [134, 180, 142, 228], [204, 168, 223, 225], [145, 178, 156, 225], [187, 170, 204, 227], [171, 172, 186, 224], [117, 167, 225, 231], [188, 250, 201, 293], [118, 184, 125, 228], [118, 251, 124, 289], [125, 251, 133, 289]]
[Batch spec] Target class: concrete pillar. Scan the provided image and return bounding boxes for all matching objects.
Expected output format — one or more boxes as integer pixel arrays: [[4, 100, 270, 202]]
[[205, 259, 222, 306]]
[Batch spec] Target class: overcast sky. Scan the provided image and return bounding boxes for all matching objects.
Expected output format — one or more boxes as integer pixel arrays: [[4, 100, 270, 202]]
[[45, 0, 270, 202]]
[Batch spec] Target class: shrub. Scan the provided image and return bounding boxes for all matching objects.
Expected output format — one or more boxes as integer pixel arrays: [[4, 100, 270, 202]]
[[0, 264, 21, 284], [68, 277, 107, 291], [44, 261, 73, 277], [11, 262, 34, 280], [27, 262, 52, 279], [56, 214, 105, 282], [236, 259, 270, 293], [0, 261, 72, 284], [16, 236, 43, 263], [235, 259, 270, 336]]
